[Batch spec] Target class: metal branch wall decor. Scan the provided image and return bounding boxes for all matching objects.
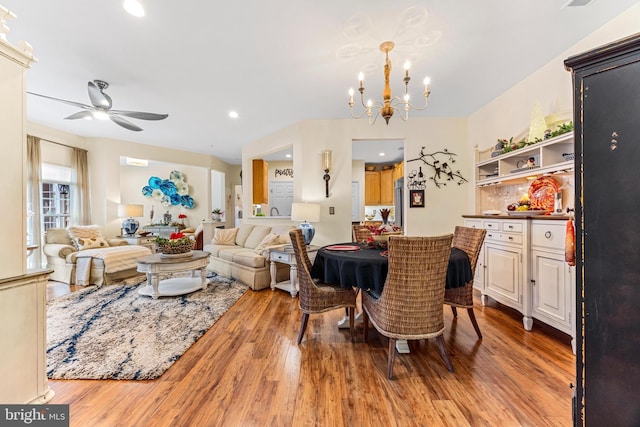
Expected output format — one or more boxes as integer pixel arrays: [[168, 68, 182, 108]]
[[407, 147, 468, 188]]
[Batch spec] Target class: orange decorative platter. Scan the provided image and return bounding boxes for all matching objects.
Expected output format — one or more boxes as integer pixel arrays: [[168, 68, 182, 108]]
[[528, 176, 560, 211], [325, 245, 360, 251]]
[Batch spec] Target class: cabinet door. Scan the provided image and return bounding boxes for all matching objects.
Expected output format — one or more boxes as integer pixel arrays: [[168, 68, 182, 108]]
[[380, 169, 394, 204], [474, 244, 485, 291], [252, 159, 268, 204], [531, 250, 570, 333], [485, 244, 521, 308], [365, 172, 380, 205]]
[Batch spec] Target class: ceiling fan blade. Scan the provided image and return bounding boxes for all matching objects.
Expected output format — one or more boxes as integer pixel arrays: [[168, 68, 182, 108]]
[[27, 92, 93, 110], [64, 110, 94, 120], [109, 110, 169, 121], [110, 115, 143, 131], [88, 81, 112, 109]]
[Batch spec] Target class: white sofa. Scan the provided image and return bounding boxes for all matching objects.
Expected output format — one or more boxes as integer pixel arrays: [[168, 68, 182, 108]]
[[43, 226, 152, 286], [204, 223, 292, 290]]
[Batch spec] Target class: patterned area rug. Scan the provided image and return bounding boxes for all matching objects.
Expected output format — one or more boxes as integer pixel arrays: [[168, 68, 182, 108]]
[[46, 274, 247, 380]]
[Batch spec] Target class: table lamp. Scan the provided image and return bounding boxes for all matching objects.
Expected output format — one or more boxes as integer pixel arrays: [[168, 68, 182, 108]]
[[291, 202, 320, 245], [118, 204, 144, 236]]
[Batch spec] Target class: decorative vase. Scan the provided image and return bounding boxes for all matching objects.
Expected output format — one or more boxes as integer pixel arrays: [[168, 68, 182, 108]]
[[212, 213, 221, 221], [380, 209, 390, 225]]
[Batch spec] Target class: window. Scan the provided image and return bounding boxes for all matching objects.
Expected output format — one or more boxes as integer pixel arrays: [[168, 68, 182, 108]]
[[42, 163, 72, 231]]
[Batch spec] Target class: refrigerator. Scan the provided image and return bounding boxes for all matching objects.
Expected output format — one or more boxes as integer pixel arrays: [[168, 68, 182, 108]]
[[394, 178, 403, 227]]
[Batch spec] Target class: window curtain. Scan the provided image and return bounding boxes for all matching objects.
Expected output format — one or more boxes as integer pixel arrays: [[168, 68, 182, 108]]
[[71, 147, 91, 225], [26, 135, 43, 269]]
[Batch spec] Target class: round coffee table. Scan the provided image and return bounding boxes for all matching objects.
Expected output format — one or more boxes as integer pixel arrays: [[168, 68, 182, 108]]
[[136, 250, 210, 299]]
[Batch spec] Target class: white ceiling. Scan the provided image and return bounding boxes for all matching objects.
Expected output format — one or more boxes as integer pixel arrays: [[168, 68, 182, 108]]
[[2, 0, 638, 165]]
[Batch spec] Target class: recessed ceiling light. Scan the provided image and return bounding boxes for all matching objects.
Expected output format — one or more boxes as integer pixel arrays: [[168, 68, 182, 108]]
[[285, 154, 292, 158], [379, 152, 385, 156], [229, 111, 239, 119], [123, 0, 145, 17]]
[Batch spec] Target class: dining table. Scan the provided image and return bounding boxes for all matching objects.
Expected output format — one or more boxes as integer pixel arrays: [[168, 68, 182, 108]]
[[310, 241, 472, 354], [310, 242, 472, 297]]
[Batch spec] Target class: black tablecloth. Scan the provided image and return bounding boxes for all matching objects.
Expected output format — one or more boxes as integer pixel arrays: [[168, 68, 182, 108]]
[[310, 243, 471, 296]]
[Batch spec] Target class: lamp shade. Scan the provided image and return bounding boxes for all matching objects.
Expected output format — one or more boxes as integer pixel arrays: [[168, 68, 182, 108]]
[[118, 204, 144, 218], [118, 204, 144, 236], [291, 203, 320, 223]]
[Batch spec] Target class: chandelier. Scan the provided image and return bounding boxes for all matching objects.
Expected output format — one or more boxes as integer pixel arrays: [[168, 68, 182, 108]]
[[348, 41, 431, 125]]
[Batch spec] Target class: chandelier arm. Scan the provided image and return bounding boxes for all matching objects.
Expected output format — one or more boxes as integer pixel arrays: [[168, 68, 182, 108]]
[[349, 107, 371, 120]]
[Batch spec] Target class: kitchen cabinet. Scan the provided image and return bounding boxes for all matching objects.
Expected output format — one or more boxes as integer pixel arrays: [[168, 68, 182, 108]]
[[365, 171, 381, 205], [392, 161, 404, 182], [475, 132, 574, 186], [365, 170, 394, 205], [252, 159, 268, 204], [465, 216, 576, 348], [530, 221, 574, 344], [380, 169, 394, 204], [565, 33, 640, 425]]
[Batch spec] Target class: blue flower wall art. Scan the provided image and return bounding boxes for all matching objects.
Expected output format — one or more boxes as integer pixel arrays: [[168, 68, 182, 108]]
[[141, 170, 195, 208]]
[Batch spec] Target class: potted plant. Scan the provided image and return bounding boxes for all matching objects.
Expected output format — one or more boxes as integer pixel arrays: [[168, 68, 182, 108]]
[[211, 209, 224, 221]]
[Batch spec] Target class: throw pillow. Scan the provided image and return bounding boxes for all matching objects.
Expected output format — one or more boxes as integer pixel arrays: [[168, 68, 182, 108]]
[[254, 233, 280, 254], [213, 227, 238, 245], [67, 225, 106, 249], [73, 236, 111, 250]]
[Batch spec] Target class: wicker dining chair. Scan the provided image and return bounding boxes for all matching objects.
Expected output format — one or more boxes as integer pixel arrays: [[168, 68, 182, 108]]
[[352, 224, 372, 242], [362, 234, 455, 379], [444, 226, 487, 339], [289, 229, 358, 344]]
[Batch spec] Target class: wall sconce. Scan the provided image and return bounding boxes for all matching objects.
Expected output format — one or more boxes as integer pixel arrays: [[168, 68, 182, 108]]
[[322, 150, 332, 198]]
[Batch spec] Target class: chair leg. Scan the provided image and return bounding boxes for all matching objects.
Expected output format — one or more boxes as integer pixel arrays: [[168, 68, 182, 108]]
[[435, 335, 454, 372], [387, 338, 396, 379], [349, 307, 355, 342], [362, 310, 369, 342], [467, 307, 483, 339], [297, 313, 309, 345], [451, 306, 458, 317]]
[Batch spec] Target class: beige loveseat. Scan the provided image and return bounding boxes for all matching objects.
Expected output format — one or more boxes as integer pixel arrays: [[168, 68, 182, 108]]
[[43, 226, 152, 286], [204, 223, 292, 290]]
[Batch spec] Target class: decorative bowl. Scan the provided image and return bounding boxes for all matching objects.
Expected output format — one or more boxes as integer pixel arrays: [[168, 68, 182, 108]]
[[158, 241, 193, 255]]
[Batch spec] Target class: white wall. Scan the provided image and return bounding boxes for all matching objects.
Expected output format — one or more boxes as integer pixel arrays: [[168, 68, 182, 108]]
[[27, 122, 237, 237], [243, 117, 469, 246], [467, 3, 640, 211]]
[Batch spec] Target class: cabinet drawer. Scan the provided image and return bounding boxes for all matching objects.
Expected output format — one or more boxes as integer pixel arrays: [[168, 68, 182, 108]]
[[483, 221, 500, 230], [270, 251, 294, 264], [502, 222, 523, 233], [485, 232, 523, 245], [531, 222, 565, 251], [464, 219, 483, 229]]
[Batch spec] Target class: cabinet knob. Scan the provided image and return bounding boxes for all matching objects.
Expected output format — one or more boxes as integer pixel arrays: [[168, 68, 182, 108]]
[[545, 231, 552, 239], [508, 236, 513, 240], [508, 225, 513, 229], [487, 233, 493, 238]]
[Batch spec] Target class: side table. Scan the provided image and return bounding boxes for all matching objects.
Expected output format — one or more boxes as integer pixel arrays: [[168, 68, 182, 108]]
[[118, 235, 157, 253], [269, 245, 319, 297]]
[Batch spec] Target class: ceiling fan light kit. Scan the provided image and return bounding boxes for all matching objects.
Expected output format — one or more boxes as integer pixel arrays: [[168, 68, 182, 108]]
[[348, 41, 430, 125], [28, 79, 168, 132]]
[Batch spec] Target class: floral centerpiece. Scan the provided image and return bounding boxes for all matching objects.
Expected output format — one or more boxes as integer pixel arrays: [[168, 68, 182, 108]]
[[154, 232, 193, 255], [178, 213, 187, 225]]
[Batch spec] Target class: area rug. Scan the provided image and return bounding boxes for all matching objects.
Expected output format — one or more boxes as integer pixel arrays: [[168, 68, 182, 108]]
[[46, 274, 247, 380]]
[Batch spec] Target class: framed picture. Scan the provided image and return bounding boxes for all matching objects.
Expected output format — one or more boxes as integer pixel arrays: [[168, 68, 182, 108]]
[[410, 190, 425, 208]]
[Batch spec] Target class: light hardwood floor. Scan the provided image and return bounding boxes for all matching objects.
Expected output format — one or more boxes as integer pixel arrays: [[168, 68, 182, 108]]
[[46, 283, 575, 426]]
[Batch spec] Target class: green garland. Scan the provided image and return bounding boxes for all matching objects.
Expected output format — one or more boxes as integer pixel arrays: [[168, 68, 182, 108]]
[[499, 121, 573, 154]]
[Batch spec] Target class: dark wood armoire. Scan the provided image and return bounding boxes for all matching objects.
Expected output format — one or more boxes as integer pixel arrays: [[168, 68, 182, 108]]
[[565, 34, 640, 426]]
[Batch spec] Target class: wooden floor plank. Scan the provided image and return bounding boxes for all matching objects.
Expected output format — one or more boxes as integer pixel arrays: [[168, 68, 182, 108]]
[[46, 283, 575, 426]]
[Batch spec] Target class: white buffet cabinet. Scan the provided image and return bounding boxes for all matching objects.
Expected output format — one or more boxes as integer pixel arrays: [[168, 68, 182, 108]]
[[464, 216, 575, 353]]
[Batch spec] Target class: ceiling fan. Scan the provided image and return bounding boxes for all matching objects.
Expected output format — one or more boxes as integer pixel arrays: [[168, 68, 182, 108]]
[[28, 80, 168, 132]]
